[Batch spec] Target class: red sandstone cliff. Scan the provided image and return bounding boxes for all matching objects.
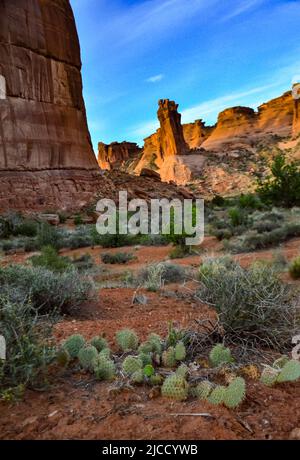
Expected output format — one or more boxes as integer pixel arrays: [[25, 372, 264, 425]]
[[98, 142, 142, 171], [0, 0, 109, 211]]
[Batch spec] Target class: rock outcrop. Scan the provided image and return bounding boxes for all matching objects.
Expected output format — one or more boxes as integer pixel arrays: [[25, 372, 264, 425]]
[[293, 84, 300, 138], [98, 142, 142, 171], [202, 92, 294, 152], [157, 99, 189, 157], [0, 0, 107, 211], [183, 119, 213, 149]]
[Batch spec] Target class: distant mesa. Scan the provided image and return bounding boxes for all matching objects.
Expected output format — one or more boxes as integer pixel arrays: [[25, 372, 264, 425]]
[[98, 141, 142, 171]]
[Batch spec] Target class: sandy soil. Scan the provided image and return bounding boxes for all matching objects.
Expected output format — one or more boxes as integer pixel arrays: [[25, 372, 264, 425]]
[[1, 237, 300, 440]]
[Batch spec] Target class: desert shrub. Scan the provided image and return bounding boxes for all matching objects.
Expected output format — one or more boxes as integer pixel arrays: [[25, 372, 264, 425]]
[[71, 253, 94, 271], [0, 265, 94, 315], [101, 252, 136, 264], [212, 228, 233, 241], [12, 220, 38, 237], [74, 214, 83, 226], [169, 245, 192, 259], [289, 257, 300, 279], [228, 208, 247, 227], [0, 295, 55, 397], [197, 258, 299, 349], [37, 222, 63, 249], [137, 234, 169, 246], [257, 154, 300, 207], [138, 262, 188, 291], [58, 212, 67, 224], [211, 195, 226, 207], [30, 246, 72, 272], [62, 226, 93, 249], [238, 194, 263, 210], [253, 220, 281, 233]]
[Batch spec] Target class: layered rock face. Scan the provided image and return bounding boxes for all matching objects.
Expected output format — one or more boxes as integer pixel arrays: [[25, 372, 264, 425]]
[[157, 99, 189, 157], [98, 141, 142, 170], [183, 119, 213, 149], [293, 84, 300, 138], [0, 0, 106, 211], [202, 92, 294, 152]]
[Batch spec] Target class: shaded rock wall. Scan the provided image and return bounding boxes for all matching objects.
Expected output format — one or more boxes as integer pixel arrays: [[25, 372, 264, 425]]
[[0, 0, 106, 211]]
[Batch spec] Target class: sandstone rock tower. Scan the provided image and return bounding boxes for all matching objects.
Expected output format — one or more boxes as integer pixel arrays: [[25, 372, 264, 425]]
[[157, 99, 189, 157], [293, 84, 300, 138], [0, 0, 106, 211]]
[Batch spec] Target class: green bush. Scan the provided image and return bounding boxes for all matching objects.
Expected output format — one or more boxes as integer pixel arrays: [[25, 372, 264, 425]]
[[289, 257, 300, 279], [0, 264, 94, 315], [37, 223, 63, 249], [0, 295, 55, 396], [137, 263, 188, 291], [228, 208, 247, 227], [197, 258, 299, 349], [74, 215, 83, 226], [12, 220, 38, 237], [30, 246, 72, 272], [257, 154, 300, 207], [101, 252, 136, 264], [238, 194, 262, 210]]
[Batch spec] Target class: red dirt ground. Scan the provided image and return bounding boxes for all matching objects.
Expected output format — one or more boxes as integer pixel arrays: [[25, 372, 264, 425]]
[[1, 237, 300, 440]]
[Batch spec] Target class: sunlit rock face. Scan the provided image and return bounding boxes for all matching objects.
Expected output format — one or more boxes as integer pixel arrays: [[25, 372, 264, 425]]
[[98, 142, 142, 171], [293, 84, 300, 138], [0, 0, 108, 211]]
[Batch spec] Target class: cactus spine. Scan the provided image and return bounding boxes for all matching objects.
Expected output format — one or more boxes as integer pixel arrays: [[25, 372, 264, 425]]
[[162, 347, 176, 368], [90, 336, 108, 352], [207, 385, 226, 405], [175, 342, 186, 361], [276, 360, 300, 383], [260, 367, 279, 386], [93, 355, 116, 381]]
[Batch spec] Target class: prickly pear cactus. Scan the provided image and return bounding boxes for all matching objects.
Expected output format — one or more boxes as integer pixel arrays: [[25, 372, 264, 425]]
[[63, 334, 85, 358], [78, 345, 98, 371], [131, 370, 144, 384], [93, 355, 116, 381], [209, 344, 232, 367], [207, 385, 226, 405], [138, 334, 162, 355], [99, 348, 111, 359], [138, 352, 152, 366], [194, 381, 213, 400], [143, 364, 155, 377], [176, 363, 189, 378], [150, 374, 164, 386], [223, 377, 246, 409], [90, 336, 108, 352], [260, 367, 279, 386], [162, 347, 176, 368], [161, 375, 189, 401], [116, 329, 139, 352], [56, 347, 70, 367], [276, 360, 300, 383], [175, 342, 186, 361], [122, 356, 143, 375]]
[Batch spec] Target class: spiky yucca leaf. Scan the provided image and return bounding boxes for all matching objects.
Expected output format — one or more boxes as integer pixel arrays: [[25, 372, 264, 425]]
[[161, 375, 189, 401]]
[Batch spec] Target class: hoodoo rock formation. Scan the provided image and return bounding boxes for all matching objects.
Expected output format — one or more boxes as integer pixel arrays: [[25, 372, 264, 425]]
[[157, 99, 189, 157], [98, 142, 142, 171], [293, 84, 300, 138], [0, 0, 109, 211]]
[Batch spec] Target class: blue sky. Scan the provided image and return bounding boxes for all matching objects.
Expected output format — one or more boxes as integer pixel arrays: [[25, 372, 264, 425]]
[[70, 0, 300, 152]]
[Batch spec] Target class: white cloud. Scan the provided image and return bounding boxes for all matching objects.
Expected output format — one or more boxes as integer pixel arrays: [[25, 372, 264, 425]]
[[220, 0, 266, 22], [146, 74, 164, 83]]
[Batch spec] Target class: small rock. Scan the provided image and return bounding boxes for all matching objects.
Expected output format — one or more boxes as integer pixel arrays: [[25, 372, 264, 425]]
[[289, 428, 300, 440]]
